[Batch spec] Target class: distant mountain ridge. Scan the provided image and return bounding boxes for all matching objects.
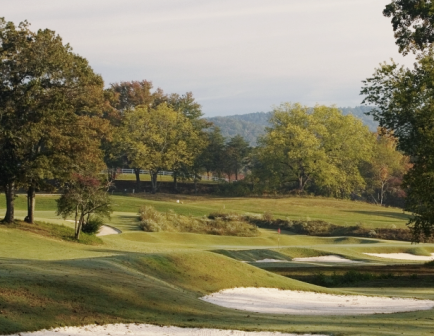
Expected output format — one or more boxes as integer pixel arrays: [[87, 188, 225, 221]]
[[206, 106, 377, 146]]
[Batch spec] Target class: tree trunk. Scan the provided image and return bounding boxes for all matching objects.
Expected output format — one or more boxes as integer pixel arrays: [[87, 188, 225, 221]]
[[4, 183, 15, 223], [380, 181, 386, 206], [194, 177, 198, 194], [151, 171, 158, 194], [298, 177, 304, 191], [25, 185, 36, 224], [75, 213, 85, 240], [173, 172, 178, 192], [134, 168, 141, 192]]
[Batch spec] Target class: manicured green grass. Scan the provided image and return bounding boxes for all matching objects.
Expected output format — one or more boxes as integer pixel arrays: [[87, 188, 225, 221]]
[[1, 193, 434, 335], [0, 193, 411, 229]]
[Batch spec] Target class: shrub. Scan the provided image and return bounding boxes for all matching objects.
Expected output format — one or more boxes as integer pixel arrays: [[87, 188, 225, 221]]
[[82, 216, 104, 234], [262, 211, 273, 223], [425, 260, 434, 267]]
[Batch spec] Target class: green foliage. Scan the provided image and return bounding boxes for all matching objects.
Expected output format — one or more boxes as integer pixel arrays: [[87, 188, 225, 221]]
[[361, 132, 409, 205], [215, 180, 252, 196], [207, 107, 378, 146], [57, 174, 112, 239], [0, 17, 109, 223], [138, 205, 258, 236], [81, 216, 104, 235], [383, 0, 434, 55], [254, 103, 374, 196], [362, 50, 434, 241], [114, 104, 201, 193], [223, 135, 250, 181]]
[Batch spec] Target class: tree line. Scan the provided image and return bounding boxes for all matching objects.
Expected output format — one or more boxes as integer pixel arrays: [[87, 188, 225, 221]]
[[3, 0, 434, 242], [0, 17, 250, 237]]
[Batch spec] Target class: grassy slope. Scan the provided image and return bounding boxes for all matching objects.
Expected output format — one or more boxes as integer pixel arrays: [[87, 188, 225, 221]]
[[0, 193, 410, 229], [0, 194, 434, 335]]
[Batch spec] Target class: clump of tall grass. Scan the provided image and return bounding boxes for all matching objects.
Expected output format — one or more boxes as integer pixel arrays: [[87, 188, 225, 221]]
[[138, 206, 258, 237]]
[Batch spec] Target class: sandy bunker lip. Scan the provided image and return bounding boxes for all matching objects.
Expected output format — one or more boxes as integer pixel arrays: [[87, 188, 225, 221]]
[[201, 288, 434, 315], [364, 253, 434, 261], [3, 323, 325, 336], [292, 255, 361, 263]]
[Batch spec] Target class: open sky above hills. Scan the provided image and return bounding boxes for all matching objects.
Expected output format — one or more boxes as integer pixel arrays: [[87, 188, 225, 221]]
[[3, 0, 416, 116]]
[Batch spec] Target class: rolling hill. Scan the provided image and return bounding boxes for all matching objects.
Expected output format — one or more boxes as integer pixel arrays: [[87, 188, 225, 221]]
[[207, 106, 377, 146]]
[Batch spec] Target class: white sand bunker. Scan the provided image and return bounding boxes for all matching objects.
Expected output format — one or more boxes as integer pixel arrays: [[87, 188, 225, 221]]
[[364, 253, 434, 261], [202, 288, 434, 315], [5, 323, 324, 336], [292, 255, 360, 263], [97, 225, 122, 236]]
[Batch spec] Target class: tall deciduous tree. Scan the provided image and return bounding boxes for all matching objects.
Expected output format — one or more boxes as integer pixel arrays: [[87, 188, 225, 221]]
[[224, 135, 250, 181], [114, 104, 200, 193], [0, 18, 108, 224], [197, 126, 226, 179], [384, 0, 434, 54], [361, 130, 410, 205], [362, 50, 434, 240], [256, 103, 373, 195]]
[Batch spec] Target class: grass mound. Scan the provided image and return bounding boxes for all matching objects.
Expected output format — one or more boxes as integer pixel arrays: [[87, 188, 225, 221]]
[[246, 216, 417, 242], [1, 221, 102, 245], [213, 249, 292, 262], [138, 206, 258, 237]]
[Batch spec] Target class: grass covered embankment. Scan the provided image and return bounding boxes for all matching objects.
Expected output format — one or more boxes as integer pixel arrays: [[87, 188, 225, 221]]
[[1, 193, 434, 335], [0, 224, 332, 335], [0, 193, 410, 229]]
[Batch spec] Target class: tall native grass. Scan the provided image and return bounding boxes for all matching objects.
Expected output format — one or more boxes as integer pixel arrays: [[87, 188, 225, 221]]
[[138, 206, 259, 237]]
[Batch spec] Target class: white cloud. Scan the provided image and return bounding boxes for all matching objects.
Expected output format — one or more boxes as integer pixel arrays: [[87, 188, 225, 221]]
[[2, 0, 416, 116]]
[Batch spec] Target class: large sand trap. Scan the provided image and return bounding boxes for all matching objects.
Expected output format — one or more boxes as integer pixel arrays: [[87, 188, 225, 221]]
[[4, 323, 324, 336], [292, 255, 360, 263], [202, 288, 434, 315], [364, 253, 434, 261]]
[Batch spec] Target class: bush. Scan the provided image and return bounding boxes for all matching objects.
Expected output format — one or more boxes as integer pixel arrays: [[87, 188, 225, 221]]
[[82, 216, 104, 234], [138, 206, 258, 237], [262, 211, 273, 223], [215, 181, 252, 196]]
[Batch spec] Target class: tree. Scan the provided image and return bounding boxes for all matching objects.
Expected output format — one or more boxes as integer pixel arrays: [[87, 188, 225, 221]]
[[197, 126, 226, 179], [224, 135, 250, 181], [56, 173, 112, 239], [114, 104, 200, 193], [361, 50, 434, 240], [384, 0, 434, 54], [361, 130, 410, 205], [255, 103, 373, 195], [0, 18, 108, 224]]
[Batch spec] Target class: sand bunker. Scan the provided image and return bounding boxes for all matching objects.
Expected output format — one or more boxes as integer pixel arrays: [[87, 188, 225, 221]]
[[65, 221, 121, 237], [97, 225, 122, 236], [364, 253, 434, 261], [4, 323, 324, 336], [292, 255, 360, 263], [253, 259, 289, 263], [202, 288, 434, 315]]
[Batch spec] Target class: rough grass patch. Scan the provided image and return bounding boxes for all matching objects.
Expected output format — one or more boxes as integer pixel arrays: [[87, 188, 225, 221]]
[[138, 206, 258, 237]]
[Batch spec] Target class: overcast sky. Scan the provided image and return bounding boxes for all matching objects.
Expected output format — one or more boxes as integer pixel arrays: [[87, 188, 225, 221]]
[[3, 1, 415, 116]]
